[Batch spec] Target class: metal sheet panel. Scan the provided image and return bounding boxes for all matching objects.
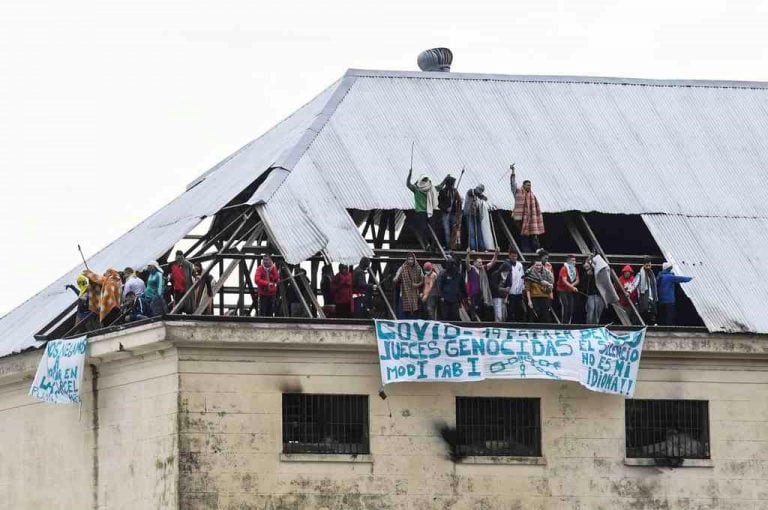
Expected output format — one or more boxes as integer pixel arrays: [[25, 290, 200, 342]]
[[642, 214, 768, 333], [0, 81, 340, 357], [298, 71, 768, 217]]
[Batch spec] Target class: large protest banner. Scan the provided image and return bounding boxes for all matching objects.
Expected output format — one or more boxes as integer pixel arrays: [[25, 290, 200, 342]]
[[375, 320, 645, 397], [29, 336, 88, 404]]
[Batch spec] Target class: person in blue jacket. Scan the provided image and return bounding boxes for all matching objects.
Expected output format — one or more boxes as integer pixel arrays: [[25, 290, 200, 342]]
[[656, 262, 693, 325]]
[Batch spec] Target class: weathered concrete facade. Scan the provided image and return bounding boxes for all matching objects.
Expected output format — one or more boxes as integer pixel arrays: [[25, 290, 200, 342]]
[[2, 321, 768, 509]]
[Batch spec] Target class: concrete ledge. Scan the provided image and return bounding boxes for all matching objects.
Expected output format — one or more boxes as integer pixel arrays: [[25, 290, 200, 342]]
[[280, 453, 373, 463], [624, 458, 713, 468], [460, 456, 547, 465]]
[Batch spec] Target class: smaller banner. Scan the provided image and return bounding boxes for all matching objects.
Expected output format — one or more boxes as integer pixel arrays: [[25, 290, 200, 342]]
[[29, 336, 88, 404], [375, 320, 645, 397]]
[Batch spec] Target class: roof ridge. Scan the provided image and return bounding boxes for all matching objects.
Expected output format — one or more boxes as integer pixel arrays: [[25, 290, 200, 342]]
[[346, 68, 768, 90]]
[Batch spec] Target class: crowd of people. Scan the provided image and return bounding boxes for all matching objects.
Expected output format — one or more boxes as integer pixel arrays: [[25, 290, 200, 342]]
[[66, 250, 215, 331], [321, 249, 693, 326]]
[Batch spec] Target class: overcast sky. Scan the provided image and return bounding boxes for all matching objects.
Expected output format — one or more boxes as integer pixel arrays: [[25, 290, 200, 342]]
[[1, 0, 767, 315]]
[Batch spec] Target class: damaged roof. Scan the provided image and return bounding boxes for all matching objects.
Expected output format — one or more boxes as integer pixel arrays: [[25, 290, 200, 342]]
[[2, 68, 768, 356]]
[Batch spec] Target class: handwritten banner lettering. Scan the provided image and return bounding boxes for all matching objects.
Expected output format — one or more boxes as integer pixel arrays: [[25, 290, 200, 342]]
[[29, 336, 88, 404], [375, 320, 645, 396]]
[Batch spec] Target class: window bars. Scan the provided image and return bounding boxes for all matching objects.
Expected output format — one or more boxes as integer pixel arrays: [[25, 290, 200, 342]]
[[625, 399, 710, 460], [282, 394, 369, 455], [455, 397, 542, 457]]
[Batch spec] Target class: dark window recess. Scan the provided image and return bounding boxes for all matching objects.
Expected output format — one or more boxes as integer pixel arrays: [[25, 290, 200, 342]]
[[626, 400, 710, 461], [456, 397, 541, 457], [282, 394, 369, 455]]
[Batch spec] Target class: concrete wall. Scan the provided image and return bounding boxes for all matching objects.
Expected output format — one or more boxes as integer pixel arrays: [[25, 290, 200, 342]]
[[173, 323, 768, 510], [0, 342, 179, 510], [2, 321, 768, 510]]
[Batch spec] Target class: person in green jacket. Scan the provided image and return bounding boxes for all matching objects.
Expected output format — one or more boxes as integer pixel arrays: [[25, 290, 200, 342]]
[[406, 168, 449, 251]]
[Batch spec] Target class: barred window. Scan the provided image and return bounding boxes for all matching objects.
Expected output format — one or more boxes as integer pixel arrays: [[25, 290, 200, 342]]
[[455, 397, 541, 457], [626, 400, 710, 461], [282, 394, 369, 455]]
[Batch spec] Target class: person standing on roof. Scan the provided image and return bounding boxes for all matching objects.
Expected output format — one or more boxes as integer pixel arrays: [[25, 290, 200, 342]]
[[657, 262, 693, 325], [505, 250, 526, 322], [618, 265, 639, 313], [490, 263, 512, 322], [406, 168, 448, 251], [536, 249, 555, 318], [331, 264, 353, 318], [144, 261, 167, 316], [582, 258, 605, 324], [122, 267, 146, 300], [437, 257, 466, 321], [65, 274, 92, 327], [394, 253, 424, 319], [556, 255, 580, 324], [192, 262, 214, 315], [510, 164, 545, 253], [254, 255, 279, 317], [421, 262, 440, 320], [464, 185, 487, 251], [636, 257, 659, 325], [352, 257, 376, 317], [437, 175, 463, 249], [465, 248, 497, 319], [524, 261, 553, 323], [169, 250, 195, 314], [82, 268, 123, 326]]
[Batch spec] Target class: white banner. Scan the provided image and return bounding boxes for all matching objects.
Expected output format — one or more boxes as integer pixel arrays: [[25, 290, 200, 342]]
[[375, 320, 645, 397], [29, 336, 88, 404]]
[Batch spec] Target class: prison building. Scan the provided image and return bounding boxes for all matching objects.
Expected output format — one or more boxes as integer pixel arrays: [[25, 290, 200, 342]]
[[1, 58, 768, 509]]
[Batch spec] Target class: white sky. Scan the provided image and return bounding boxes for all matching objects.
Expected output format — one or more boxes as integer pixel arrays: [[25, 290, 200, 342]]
[[1, 0, 767, 315]]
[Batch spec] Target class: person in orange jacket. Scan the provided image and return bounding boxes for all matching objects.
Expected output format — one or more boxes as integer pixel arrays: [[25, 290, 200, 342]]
[[254, 255, 279, 317]]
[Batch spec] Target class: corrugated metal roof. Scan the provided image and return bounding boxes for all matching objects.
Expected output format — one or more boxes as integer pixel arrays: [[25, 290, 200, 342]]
[[642, 214, 768, 334], [0, 81, 341, 357], [284, 69, 768, 217]]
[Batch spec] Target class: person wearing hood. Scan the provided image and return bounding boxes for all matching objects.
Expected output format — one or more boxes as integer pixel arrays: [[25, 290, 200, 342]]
[[463, 184, 487, 251], [556, 255, 580, 324], [437, 257, 466, 321], [169, 250, 195, 314], [65, 274, 92, 326], [406, 168, 448, 251], [510, 164, 545, 253], [524, 261, 554, 323], [331, 264, 353, 318], [394, 253, 424, 319], [353, 257, 376, 317], [657, 262, 693, 325], [254, 255, 279, 317], [465, 248, 497, 319], [421, 262, 440, 320], [618, 265, 639, 310], [636, 257, 659, 325], [437, 175, 463, 249], [82, 268, 123, 326], [144, 261, 167, 316]]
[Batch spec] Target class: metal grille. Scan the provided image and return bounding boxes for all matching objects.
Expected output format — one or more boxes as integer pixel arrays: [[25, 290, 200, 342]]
[[626, 400, 710, 459], [455, 397, 541, 457], [282, 394, 369, 454]]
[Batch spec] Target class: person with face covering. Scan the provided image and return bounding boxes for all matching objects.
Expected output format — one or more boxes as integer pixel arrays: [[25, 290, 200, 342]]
[[407, 169, 448, 251], [582, 258, 605, 324], [65, 274, 92, 326], [618, 265, 639, 313], [524, 261, 554, 323], [82, 268, 123, 326], [510, 164, 545, 253], [394, 253, 424, 319], [254, 255, 279, 317], [490, 262, 512, 322], [437, 175, 463, 249], [463, 185, 487, 251], [636, 256, 659, 325], [331, 264, 353, 318], [557, 255, 580, 324], [465, 248, 498, 319], [144, 261, 168, 317], [437, 257, 466, 321], [421, 262, 440, 320]]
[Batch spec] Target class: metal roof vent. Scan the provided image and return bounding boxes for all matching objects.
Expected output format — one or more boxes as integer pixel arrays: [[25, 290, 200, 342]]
[[417, 48, 453, 72]]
